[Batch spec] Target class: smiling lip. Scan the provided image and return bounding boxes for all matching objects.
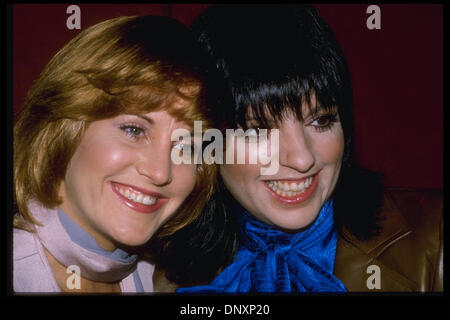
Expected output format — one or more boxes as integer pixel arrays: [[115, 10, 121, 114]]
[[262, 171, 320, 205], [109, 181, 168, 214]]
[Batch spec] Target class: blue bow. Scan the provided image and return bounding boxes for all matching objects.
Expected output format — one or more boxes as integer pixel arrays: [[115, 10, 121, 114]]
[[177, 199, 347, 293]]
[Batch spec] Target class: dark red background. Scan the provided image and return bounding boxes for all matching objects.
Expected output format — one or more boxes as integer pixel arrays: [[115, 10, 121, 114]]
[[13, 4, 443, 189]]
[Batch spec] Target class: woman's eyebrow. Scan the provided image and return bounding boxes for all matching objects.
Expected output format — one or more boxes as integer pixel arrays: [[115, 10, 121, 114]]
[[136, 114, 154, 124], [135, 114, 195, 134], [306, 104, 336, 116]]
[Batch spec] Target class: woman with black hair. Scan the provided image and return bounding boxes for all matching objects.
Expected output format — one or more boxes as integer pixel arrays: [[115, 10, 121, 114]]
[[152, 4, 443, 292]]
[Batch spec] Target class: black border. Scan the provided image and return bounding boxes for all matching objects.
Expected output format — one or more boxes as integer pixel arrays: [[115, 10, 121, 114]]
[[3, 2, 447, 312]]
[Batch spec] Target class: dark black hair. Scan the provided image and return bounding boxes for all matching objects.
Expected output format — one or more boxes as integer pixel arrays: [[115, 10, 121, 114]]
[[191, 5, 355, 163], [153, 4, 384, 286]]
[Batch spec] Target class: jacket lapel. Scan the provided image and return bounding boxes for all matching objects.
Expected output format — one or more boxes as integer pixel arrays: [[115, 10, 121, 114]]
[[334, 193, 418, 292]]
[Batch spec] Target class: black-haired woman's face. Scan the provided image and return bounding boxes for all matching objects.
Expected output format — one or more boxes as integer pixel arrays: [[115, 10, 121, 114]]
[[220, 97, 344, 231]]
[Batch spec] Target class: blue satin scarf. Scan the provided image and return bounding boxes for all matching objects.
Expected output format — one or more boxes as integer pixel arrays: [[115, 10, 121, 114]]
[[177, 199, 347, 293]]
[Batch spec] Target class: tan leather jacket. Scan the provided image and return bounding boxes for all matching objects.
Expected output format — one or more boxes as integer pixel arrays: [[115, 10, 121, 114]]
[[154, 189, 443, 292], [335, 188, 443, 292]]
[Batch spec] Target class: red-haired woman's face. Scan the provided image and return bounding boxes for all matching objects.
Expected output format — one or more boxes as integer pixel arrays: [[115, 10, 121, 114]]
[[58, 108, 197, 250]]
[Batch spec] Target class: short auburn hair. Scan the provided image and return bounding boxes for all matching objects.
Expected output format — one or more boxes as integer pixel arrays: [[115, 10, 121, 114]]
[[14, 15, 219, 237]]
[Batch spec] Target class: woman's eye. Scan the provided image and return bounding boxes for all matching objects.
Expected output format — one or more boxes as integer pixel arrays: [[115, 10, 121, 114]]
[[309, 114, 338, 132], [243, 127, 273, 144], [311, 116, 331, 127], [119, 124, 146, 140]]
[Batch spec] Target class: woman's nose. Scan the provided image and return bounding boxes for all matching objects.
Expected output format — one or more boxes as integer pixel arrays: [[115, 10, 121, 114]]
[[135, 142, 173, 186], [278, 124, 315, 173]]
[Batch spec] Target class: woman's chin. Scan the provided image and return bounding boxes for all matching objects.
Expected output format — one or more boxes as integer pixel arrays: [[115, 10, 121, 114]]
[[260, 204, 321, 232], [110, 230, 154, 248]]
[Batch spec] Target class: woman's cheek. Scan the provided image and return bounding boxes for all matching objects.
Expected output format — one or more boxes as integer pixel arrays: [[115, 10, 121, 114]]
[[174, 163, 198, 195], [315, 128, 344, 164]]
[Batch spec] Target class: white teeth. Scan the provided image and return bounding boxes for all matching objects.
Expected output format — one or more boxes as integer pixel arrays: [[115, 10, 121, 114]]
[[115, 185, 157, 206], [143, 196, 156, 205], [265, 175, 315, 197], [305, 177, 312, 187]]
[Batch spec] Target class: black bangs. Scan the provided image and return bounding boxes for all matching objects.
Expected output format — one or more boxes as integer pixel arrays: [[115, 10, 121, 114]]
[[234, 74, 341, 131], [191, 4, 351, 131]]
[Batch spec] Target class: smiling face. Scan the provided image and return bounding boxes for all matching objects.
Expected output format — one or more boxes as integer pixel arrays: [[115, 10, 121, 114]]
[[58, 109, 197, 251], [220, 98, 344, 231]]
